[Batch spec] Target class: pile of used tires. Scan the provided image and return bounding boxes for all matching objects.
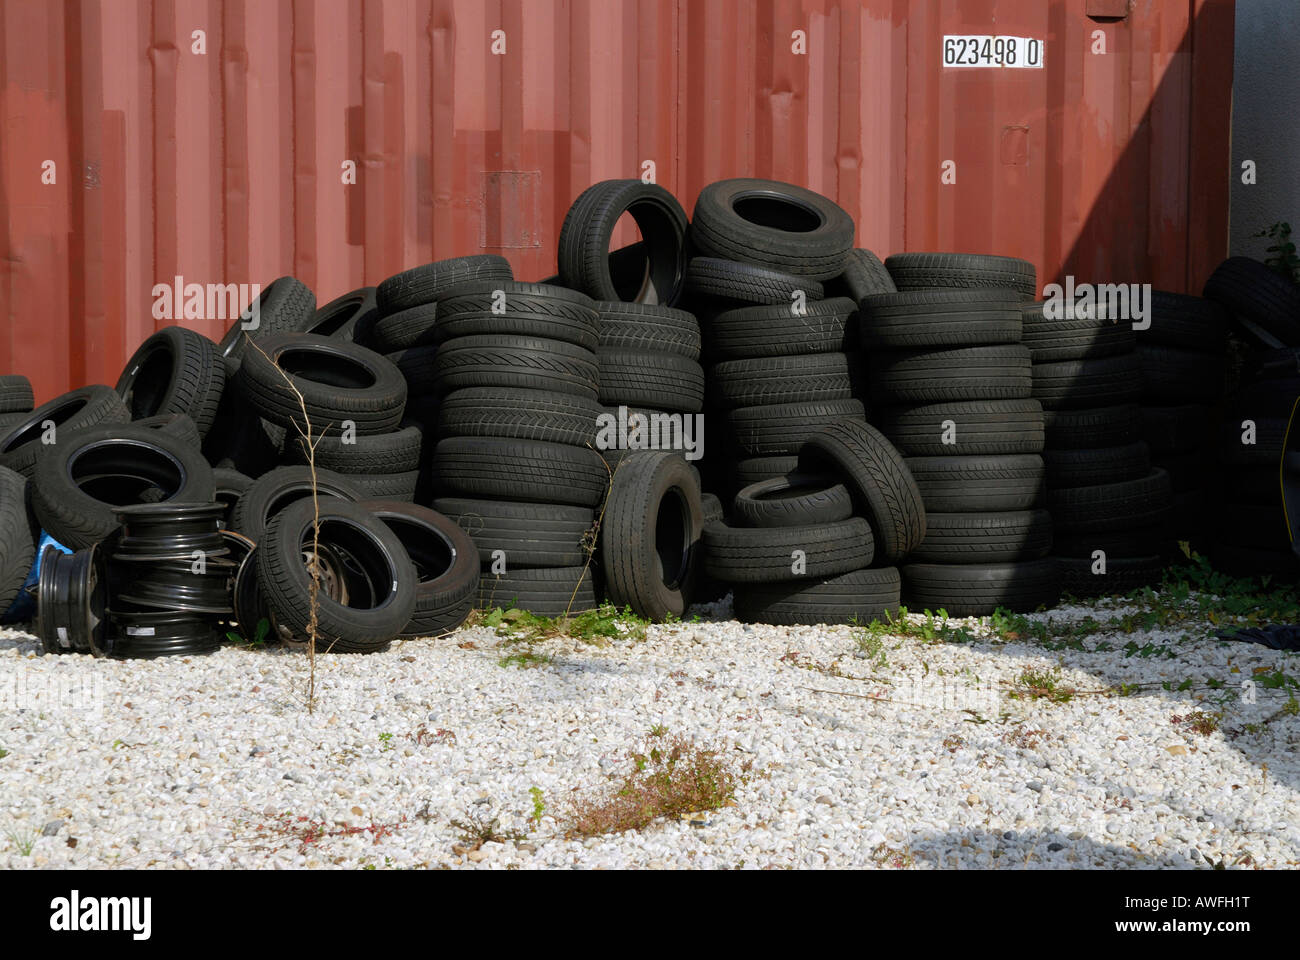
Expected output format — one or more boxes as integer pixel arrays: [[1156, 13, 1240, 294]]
[[9, 176, 1298, 654], [1201, 257, 1300, 579]]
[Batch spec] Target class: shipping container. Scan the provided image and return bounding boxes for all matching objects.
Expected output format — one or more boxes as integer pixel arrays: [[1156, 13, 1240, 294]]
[[0, 0, 1234, 401]]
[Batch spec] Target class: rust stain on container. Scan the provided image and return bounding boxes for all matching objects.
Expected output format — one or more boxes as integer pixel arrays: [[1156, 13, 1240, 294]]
[[0, 0, 1234, 401]]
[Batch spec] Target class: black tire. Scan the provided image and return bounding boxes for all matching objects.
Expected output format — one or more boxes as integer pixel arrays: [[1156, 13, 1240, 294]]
[[116, 326, 225, 438], [558, 180, 689, 305], [218, 276, 317, 361], [904, 454, 1045, 512], [257, 498, 418, 651], [434, 436, 608, 508], [0, 385, 131, 479], [1203, 256, 1300, 346], [901, 559, 1062, 616], [690, 178, 854, 280], [732, 474, 853, 528], [712, 353, 853, 408], [885, 252, 1037, 300], [597, 349, 705, 413], [213, 467, 253, 527], [434, 281, 601, 350], [796, 420, 926, 561], [1223, 465, 1277, 505], [0, 375, 34, 413], [437, 387, 599, 447], [708, 298, 858, 360], [910, 510, 1052, 564], [1052, 527, 1168, 560], [1043, 442, 1151, 488], [0, 466, 36, 612], [1031, 354, 1142, 409], [1021, 302, 1135, 360], [1141, 291, 1230, 352], [596, 302, 701, 360], [229, 465, 365, 543], [433, 497, 596, 568], [308, 286, 379, 342], [369, 303, 438, 353], [860, 289, 1023, 349], [362, 500, 480, 637], [285, 422, 424, 474], [1136, 344, 1226, 403], [683, 257, 825, 306], [1048, 468, 1173, 534], [733, 455, 799, 489], [237, 333, 408, 435], [734, 567, 901, 626], [477, 566, 598, 617], [376, 255, 513, 313], [1142, 405, 1214, 454], [134, 412, 202, 450], [385, 345, 439, 396], [345, 470, 420, 502], [1060, 555, 1163, 599], [871, 345, 1033, 404], [702, 518, 873, 582], [30, 423, 216, 549], [598, 452, 703, 619], [825, 248, 897, 301], [729, 399, 866, 456], [435, 334, 598, 400], [1042, 404, 1143, 450], [875, 399, 1044, 456], [1217, 503, 1290, 550]]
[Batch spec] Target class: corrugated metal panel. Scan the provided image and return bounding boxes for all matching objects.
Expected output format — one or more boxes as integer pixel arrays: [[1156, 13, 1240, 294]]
[[0, 0, 1234, 401]]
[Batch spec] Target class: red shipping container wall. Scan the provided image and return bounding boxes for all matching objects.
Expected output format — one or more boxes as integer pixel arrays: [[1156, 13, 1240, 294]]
[[0, 0, 1234, 401]]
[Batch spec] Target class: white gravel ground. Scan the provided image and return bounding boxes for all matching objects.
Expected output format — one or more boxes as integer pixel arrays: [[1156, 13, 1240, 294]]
[[2, 590, 1299, 870]]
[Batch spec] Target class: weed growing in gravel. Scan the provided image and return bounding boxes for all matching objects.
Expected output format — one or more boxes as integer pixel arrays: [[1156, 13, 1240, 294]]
[[1172, 711, 1223, 736], [529, 787, 545, 827], [475, 603, 652, 647], [5, 827, 36, 857], [859, 606, 979, 646], [497, 650, 554, 670], [450, 807, 526, 851], [249, 813, 408, 856], [869, 843, 915, 869], [1009, 668, 1075, 704], [564, 732, 753, 837], [0, 746, 7, 760]]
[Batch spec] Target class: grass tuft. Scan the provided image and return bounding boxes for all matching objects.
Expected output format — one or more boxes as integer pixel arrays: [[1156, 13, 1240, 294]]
[[563, 732, 753, 837]]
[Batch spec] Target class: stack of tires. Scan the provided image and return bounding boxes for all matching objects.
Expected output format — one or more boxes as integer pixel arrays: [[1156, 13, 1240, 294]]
[[677, 179, 860, 497], [1207, 371, 1300, 577], [706, 419, 923, 625], [1201, 256, 1300, 577], [870, 254, 1060, 615], [427, 280, 606, 618], [1133, 292, 1231, 551], [594, 300, 706, 473], [1025, 300, 1170, 597]]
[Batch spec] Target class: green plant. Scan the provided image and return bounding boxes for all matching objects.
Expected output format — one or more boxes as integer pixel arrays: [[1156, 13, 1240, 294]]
[[5, 827, 36, 857], [1255, 221, 1300, 284], [378, 732, 394, 751], [227, 616, 271, 648], [564, 732, 754, 837], [0, 746, 8, 760], [529, 787, 545, 826], [1010, 667, 1075, 703], [450, 807, 525, 850], [1172, 711, 1222, 736], [497, 650, 554, 670]]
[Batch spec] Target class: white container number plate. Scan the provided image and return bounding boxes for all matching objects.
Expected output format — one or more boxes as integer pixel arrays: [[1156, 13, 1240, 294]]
[[943, 35, 1044, 69]]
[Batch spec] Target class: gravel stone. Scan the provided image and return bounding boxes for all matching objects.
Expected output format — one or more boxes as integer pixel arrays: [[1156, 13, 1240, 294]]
[[2, 591, 1299, 869]]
